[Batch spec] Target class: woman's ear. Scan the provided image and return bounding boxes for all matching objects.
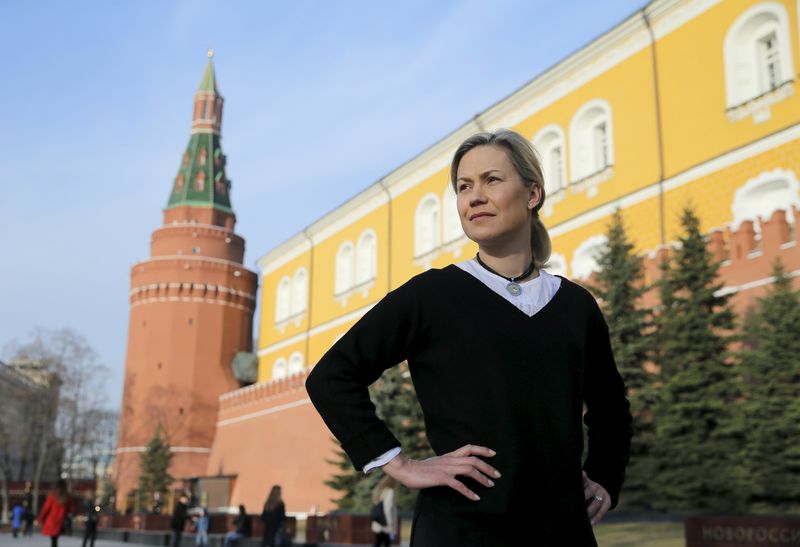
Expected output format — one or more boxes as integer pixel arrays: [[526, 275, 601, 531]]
[[528, 185, 542, 209]]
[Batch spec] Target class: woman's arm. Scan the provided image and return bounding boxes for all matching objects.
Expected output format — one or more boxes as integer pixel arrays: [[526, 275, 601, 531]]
[[305, 279, 424, 470], [307, 274, 500, 500], [36, 495, 52, 523], [582, 302, 633, 510]]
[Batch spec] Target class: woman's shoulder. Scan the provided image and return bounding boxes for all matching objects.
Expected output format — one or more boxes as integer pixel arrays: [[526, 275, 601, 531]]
[[382, 265, 462, 301], [550, 275, 602, 313]]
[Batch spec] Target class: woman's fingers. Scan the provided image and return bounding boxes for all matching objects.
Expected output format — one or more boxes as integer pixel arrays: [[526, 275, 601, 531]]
[[449, 463, 496, 488], [452, 455, 501, 480], [583, 476, 611, 526], [445, 477, 480, 501], [449, 444, 496, 459]]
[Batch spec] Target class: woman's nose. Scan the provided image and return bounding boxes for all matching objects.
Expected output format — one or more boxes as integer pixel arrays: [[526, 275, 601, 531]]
[[469, 189, 487, 207]]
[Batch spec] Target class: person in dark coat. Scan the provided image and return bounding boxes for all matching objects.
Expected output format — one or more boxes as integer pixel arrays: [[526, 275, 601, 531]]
[[81, 500, 99, 547], [223, 505, 251, 547], [259, 486, 286, 547], [36, 479, 74, 547], [171, 495, 189, 547], [305, 129, 632, 546], [22, 501, 35, 537]]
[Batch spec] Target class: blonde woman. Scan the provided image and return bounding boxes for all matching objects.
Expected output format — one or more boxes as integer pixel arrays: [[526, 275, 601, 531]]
[[307, 129, 632, 546], [370, 476, 398, 547]]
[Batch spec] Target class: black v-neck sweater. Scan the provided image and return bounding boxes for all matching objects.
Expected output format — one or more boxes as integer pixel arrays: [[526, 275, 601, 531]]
[[306, 265, 632, 542]]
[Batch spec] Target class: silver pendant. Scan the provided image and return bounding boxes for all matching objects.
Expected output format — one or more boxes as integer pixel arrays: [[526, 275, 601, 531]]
[[506, 282, 522, 296]]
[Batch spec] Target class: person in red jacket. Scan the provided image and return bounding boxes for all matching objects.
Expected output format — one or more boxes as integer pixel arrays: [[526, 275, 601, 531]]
[[37, 479, 74, 547]]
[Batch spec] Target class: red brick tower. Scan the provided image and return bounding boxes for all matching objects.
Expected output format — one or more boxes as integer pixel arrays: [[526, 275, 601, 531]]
[[114, 53, 258, 509]]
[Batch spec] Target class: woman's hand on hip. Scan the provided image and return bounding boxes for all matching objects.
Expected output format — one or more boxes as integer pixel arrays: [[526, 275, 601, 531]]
[[583, 471, 611, 526], [381, 444, 500, 501]]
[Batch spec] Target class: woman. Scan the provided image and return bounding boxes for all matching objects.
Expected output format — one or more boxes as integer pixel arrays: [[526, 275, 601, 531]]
[[37, 479, 74, 547], [306, 129, 632, 546], [260, 486, 286, 547], [370, 476, 398, 547]]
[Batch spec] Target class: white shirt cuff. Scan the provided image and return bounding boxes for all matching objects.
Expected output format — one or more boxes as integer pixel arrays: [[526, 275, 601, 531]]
[[363, 447, 402, 474]]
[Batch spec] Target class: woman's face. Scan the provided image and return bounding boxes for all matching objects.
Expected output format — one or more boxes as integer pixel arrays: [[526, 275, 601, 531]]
[[455, 145, 540, 250]]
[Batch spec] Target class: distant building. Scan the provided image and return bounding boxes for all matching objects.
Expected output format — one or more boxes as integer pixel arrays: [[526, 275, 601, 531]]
[[206, 0, 800, 514], [0, 359, 60, 488], [113, 53, 258, 511]]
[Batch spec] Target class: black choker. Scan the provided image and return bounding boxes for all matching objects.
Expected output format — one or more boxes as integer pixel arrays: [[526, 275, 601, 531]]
[[475, 253, 536, 296]]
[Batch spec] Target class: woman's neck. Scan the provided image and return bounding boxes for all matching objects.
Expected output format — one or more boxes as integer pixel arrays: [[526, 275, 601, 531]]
[[476, 246, 538, 280]]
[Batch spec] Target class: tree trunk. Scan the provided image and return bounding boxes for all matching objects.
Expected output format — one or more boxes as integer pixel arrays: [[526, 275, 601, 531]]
[[0, 467, 10, 525]]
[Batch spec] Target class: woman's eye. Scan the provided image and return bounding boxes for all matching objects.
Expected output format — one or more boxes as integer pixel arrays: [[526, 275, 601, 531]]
[[488, 176, 499, 183], [458, 184, 469, 192]]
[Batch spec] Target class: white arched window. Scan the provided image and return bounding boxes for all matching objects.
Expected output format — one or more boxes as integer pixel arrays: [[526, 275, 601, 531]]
[[275, 276, 291, 322], [442, 184, 464, 244], [288, 352, 304, 375], [571, 235, 608, 280], [723, 3, 794, 108], [545, 252, 568, 277], [570, 100, 613, 182], [533, 125, 567, 194], [335, 241, 354, 295], [290, 268, 307, 315], [355, 230, 377, 285], [415, 194, 441, 256], [272, 358, 287, 380], [732, 169, 800, 238]]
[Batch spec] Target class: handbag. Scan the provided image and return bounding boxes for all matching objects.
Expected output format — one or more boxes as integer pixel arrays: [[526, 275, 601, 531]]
[[369, 501, 387, 526]]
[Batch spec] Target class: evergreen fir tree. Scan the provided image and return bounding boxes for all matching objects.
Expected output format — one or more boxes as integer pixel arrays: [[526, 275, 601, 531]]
[[738, 259, 800, 513], [650, 205, 742, 512], [588, 209, 654, 511], [137, 427, 173, 512], [323, 443, 363, 512]]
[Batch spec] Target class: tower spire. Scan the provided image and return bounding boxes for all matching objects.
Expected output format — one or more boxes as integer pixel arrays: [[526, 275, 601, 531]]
[[166, 53, 231, 215]]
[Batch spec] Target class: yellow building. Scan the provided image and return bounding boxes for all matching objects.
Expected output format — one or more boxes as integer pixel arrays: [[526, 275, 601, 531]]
[[206, 0, 800, 514]]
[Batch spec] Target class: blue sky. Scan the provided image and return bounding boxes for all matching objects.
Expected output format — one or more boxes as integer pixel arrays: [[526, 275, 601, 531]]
[[0, 0, 645, 407]]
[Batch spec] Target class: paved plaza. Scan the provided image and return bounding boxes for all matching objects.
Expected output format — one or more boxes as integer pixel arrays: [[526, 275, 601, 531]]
[[0, 535, 139, 547]]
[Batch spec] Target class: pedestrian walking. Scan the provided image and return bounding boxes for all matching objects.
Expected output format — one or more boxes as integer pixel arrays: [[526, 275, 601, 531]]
[[370, 476, 398, 547], [171, 495, 189, 547], [36, 479, 74, 547], [259, 486, 286, 547], [194, 507, 209, 547], [81, 500, 99, 547], [11, 501, 24, 538], [306, 129, 633, 546], [22, 501, 34, 537]]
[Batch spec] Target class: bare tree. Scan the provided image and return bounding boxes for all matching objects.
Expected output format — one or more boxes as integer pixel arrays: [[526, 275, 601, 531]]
[[3, 328, 114, 509]]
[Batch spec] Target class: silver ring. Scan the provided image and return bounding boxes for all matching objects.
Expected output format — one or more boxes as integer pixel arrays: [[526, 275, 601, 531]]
[[594, 495, 604, 502]]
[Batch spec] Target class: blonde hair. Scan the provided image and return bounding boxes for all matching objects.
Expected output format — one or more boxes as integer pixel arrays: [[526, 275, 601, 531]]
[[371, 475, 396, 504], [450, 129, 552, 269]]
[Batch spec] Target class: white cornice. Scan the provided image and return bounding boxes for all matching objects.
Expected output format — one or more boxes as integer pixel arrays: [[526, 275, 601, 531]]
[[307, 184, 388, 244], [258, 300, 377, 357], [257, 235, 311, 276]]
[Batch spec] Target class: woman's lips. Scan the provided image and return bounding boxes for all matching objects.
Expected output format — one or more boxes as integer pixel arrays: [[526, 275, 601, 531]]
[[470, 213, 494, 221]]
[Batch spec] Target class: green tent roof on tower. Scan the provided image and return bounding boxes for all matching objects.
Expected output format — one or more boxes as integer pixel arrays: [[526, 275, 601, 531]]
[[165, 53, 232, 213], [198, 57, 218, 93]]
